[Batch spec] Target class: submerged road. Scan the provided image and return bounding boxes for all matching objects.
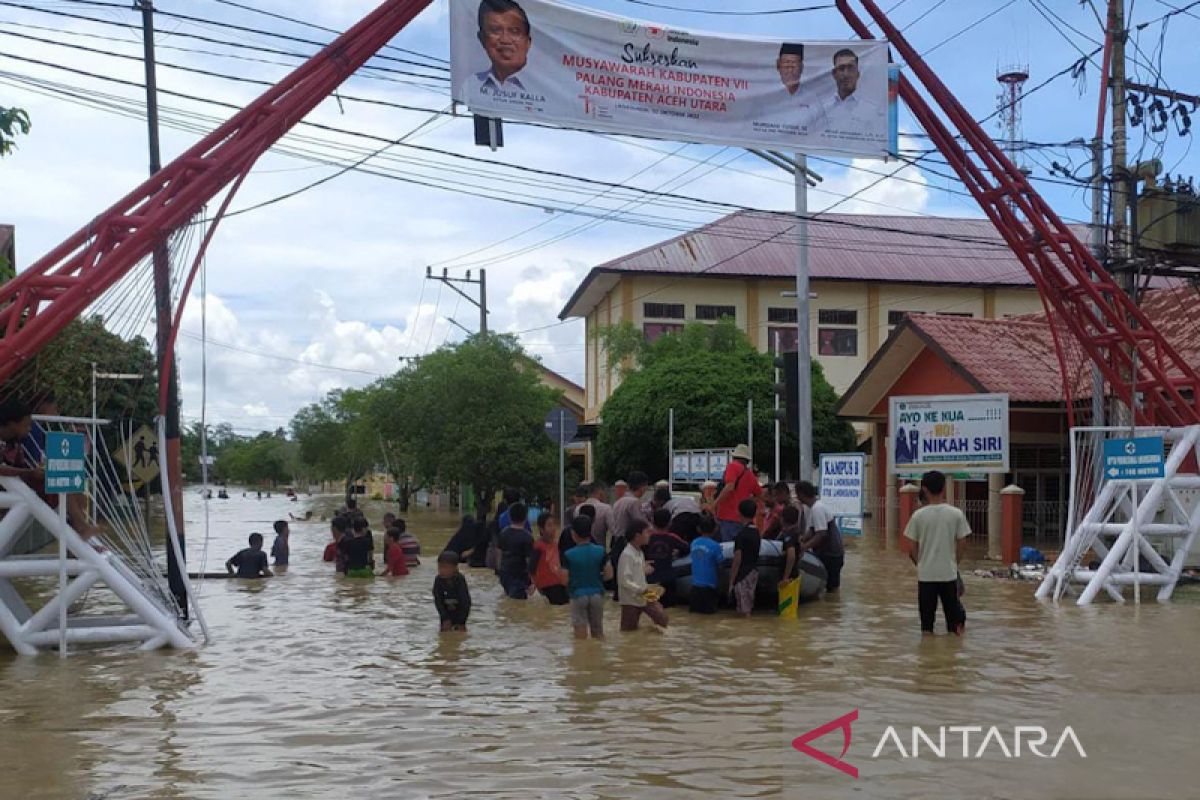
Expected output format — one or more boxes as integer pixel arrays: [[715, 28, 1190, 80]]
[[0, 492, 1196, 799]]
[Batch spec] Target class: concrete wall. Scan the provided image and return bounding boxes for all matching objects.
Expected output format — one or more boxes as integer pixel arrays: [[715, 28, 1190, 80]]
[[582, 275, 1043, 420]]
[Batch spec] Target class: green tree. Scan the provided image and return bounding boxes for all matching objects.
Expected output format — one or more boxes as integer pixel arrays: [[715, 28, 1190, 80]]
[[290, 391, 367, 496], [12, 315, 158, 423], [594, 319, 856, 481], [388, 334, 559, 520], [0, 107, 30, 157]]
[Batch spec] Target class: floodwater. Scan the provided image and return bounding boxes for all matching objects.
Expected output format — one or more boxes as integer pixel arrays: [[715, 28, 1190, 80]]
[[1, 492, 1198, 800]]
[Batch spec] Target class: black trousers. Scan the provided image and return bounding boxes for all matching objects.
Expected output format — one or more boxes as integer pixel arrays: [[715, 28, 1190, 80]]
[[918, 580, 966, 633], [819, 554, 845, 591]]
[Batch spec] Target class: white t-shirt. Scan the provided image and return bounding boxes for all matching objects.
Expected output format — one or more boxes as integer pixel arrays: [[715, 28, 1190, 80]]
[[904, 504, 971, 582]]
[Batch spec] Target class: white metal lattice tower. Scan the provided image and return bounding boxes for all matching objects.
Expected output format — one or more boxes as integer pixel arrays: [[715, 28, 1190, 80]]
[[996, 64, 1032, 207], [1038, 426, 1200, 605]]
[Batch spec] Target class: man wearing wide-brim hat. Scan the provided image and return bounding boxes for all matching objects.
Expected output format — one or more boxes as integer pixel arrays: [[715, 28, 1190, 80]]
[[711, 443, 764, 542]]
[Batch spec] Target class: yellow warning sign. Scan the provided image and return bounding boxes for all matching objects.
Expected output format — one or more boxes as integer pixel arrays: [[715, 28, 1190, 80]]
[[114, 424, 160, 487]]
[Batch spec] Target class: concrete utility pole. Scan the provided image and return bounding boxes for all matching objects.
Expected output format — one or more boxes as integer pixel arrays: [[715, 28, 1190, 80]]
[[138, 0, 188, 617], [1110, 0, 1130, 285], [794, 153, 813, 482], [426, 267, 489, 335]]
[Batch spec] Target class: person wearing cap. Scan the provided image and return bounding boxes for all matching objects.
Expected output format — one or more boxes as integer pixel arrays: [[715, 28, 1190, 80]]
[[614, 480, 629, 500], [713, 444, 764, 542]]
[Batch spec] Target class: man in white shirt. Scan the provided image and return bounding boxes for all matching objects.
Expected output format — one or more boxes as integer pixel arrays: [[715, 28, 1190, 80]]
[[903, 471, 970, 636], [797, 481, 845, 591], [818, 48, 885, 140]]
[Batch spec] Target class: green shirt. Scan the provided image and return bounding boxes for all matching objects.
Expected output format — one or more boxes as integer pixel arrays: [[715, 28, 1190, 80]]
[[904, 504, 971, 582]]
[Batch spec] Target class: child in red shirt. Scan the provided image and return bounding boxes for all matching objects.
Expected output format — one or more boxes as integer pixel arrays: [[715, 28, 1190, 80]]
[[382, 527, 410, 577], [324, 516, 348, 572], [530, 515, 568, 605]]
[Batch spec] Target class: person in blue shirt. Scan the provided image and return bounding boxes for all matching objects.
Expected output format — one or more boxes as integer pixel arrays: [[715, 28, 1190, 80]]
[[560, 516, 612, 639], [688, 514, 724, 615], [496, 487, 533, 533]]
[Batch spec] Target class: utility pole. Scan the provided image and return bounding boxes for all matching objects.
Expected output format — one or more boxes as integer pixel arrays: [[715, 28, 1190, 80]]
[[426, 267, 489, 335], [1110, 0, 1130, 287], [795, 153, 813, 482], [138, 0, 188, 617]]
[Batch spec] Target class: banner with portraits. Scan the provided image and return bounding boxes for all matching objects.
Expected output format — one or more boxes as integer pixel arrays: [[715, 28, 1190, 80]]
[[450, 0, 894, 158]]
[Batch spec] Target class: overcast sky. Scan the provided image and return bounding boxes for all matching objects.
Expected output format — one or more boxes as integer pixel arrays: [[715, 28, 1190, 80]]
[[2, 0, 1195, 435]]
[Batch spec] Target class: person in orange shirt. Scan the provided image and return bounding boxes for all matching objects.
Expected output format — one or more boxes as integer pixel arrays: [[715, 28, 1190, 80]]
[[530, 515, 568, 605]]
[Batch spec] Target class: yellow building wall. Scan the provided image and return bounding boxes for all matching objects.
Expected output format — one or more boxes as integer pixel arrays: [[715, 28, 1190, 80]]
[[581, 275, 1043, 412]]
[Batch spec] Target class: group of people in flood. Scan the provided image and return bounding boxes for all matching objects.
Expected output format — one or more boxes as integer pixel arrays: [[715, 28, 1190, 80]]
[[225, 442, 971, 639]]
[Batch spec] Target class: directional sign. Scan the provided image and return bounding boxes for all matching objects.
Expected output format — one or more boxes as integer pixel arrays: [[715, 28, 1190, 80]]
[[1102, 436, 1166, 481], [45, 432, 86, 495], [543, 408, 578, 448], [114, 423, 160, 488]]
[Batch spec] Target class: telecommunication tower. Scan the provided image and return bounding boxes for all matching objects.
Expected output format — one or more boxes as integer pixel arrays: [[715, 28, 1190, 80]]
[[996, 64, 1032, 188]]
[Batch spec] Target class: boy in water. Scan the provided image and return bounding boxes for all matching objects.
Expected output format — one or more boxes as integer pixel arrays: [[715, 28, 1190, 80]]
[[561, 516, 612, 639], [688, 514, 723, 615], [617, 520, 668, 632], [779, 505, 807, 589], [432, 551, 472, 632], [324, 516, 348, 572], [226, 533, 273, 579], [395, 519, 421, 567], [339, 517, 375, 578], [531, 514, 569, 605], [270, 520, 290, 567], [382, 527, 410, 577], [645, 507, 689, 606], [498, 502, 534, 599], [727, 499, 761, 617]]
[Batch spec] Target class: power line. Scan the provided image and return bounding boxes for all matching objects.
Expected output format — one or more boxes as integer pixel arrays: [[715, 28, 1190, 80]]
[[616, 0, 832, 14], [0, 51, 1042, 253], [202, 0, 449, 64]]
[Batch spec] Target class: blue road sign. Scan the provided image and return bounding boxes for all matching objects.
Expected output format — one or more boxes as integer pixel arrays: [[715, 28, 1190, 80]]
[[1102, 436, 1165, 481], [543, 408, 578, 448], [45, 432, 87, 494]]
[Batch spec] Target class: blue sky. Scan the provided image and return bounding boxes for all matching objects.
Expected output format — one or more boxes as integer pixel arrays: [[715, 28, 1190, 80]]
[[1, 0, 1195, 433]]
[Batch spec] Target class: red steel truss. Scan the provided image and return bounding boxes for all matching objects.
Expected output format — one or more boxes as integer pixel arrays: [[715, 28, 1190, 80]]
[[0, 0, 433, 390], [1, 0, 1195, 429], [838, 0, 1200, 427]]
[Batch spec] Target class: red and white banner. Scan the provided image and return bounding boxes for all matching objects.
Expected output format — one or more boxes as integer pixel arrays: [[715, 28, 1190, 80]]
[[451, 0, 892, 158]]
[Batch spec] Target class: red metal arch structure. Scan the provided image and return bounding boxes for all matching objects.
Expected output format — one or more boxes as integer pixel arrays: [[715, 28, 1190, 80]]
[[836, 0, 1200, 427], [0, 0, 1197, 429]]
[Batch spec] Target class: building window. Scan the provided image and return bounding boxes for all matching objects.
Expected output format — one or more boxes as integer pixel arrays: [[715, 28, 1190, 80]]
[[818, 328, 858, 356], [818, 309, 858, 326], [695, 304, 736, 322], [769, 326, 799, 353], [644, 302, 685, 320], [768, 307, 798, 324], [889, 309, 974, 327], [644, 322, 684, 342]]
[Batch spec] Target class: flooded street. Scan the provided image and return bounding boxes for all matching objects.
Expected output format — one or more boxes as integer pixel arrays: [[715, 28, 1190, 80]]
[[1, 492, 1198, 799]]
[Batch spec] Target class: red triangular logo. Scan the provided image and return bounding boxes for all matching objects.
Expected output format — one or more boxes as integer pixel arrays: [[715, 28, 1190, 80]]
[[791, 709, 859, 779]]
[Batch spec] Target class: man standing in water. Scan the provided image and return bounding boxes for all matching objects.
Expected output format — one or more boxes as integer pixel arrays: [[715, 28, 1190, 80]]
[[797, 481, 845, 592], [713, 444, 763, 542], [904, 471, 969, 636]]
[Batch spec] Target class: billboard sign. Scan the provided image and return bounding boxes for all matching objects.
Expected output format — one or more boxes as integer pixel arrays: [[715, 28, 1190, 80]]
[[451, 0, 893, 157], [888, 394, 1009, 474]]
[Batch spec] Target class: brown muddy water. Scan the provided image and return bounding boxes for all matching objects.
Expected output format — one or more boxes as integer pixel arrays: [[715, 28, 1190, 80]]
[[0, 492, 1197, 800]]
